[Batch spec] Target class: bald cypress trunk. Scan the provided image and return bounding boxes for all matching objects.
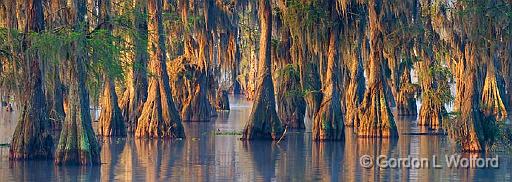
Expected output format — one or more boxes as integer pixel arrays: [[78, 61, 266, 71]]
[[9, 0, 53, 160], [120, 0, 149, 133], [96, 0, 126, 137], [417, 6, 445, 129], [215, 89, 230, 110], [481, 50, 507, 120], [312, 22, 344, 141], [241, 0, 283, 140], [178, 33, 213, 122], [135, 0, 185, 138], [275, 18, 305, 129], [396, 66, 417, 116], [44, 0, 67, 131], [418, 58, 445, 129], [98, 77, 126, 136], [345, 36, 365, 127], [277, 65, 306, 129], [357, 0, 398, 138], [55, 0, 100, 165], [47, 65, 65, 130], [449, 43, 488, 152]]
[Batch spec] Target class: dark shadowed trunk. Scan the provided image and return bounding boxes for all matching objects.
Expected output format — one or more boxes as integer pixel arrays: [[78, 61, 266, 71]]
[[312, 18, 344, 141], [10, 0, 53, 160], [241, 0, 283, 140], [215, 89, 230, 110], [98, 76, 126, 136], [417, 6, 445, 129], [46, 65, 65, 130], [275, 23, 306, 129], [277, 65, 306, 129], [396, 63, 417, 116], [55, 0, 100, 165]]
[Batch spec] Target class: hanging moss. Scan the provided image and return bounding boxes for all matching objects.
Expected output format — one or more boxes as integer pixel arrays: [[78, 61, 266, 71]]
[[277, 64, 306, 129]]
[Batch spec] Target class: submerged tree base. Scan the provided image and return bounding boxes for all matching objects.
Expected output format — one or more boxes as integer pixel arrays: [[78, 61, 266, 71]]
[[55, 149, 101, 165], [97, 78, 126, 137], [242, 75, 284, 140], [357, 84, 399, 138], [418, 101, 445, 129], [312, 97, 344, 141], [136, 80, 185, 138], [169, 58, 213, 122], [216, 89, 230, 110], [10, 110, 53, 160]]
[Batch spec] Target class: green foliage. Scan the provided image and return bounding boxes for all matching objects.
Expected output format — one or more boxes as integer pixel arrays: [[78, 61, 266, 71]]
[[277, 64, 299, 79], [214, 130, 243, 135], [277, 64, 305, 98], [0, 19, 130, 101]]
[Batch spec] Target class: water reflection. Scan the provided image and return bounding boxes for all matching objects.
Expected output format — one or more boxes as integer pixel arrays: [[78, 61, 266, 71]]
[[0, 95, 510, 181]]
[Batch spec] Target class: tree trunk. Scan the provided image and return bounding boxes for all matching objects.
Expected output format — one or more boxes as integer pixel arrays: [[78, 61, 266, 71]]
[[9, 0, 54, 160], [277, 65, 306, 129], [357, 0, 398, 138], [215, 89, 230, 110], [120, 0, 149, 133], [449, 43, 492, 152], [417, 10, 444, 129], [275, 22, 306, 129], [481, 52, 507, 120], [98, 76, 126, 136], [241, 0, 283, 140], [180, 69, 212, 121], [47, 65, 65, 130], [396, 66, 417, 116], [418, 61, 444, 128], [96, 0, 126, 137], [312, 22, 344, 141], [345, 37, 365, 127], [178, 33, 213, 122], [135, 0, 185, 138], [55, 0, 100, 165]]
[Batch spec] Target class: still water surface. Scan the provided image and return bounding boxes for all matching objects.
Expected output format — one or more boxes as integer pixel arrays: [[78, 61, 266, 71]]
[[0, 95, 511, 181]]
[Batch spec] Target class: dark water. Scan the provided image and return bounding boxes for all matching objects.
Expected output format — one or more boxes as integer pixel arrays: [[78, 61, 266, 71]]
[[0, 95, 511, 181]]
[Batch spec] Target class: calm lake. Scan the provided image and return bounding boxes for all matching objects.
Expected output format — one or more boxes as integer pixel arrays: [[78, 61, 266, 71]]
[[0, 95, 511, 181]]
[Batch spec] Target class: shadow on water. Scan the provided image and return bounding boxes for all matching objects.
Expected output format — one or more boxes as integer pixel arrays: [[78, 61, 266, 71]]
[[0, 95, 511, 181]]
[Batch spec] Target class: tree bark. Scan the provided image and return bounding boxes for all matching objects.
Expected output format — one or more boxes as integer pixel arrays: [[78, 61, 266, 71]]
[[274, 20, 306, 129], [396, 65, 417, 116], [9, 0, 54, 160], [135, 0, 185, 138], [312, 22, 344, 141], [55, 0, 100, 165], [120, 0, 149, 133], [241, 0, 283, 140], [357, 0, 398, 138], [417, 6, 444, 129], [215, 89, 230, 110], [345, 35, 365, 127], [96, 0, 126, 137], [47, 65, 65, 130], [481, 50, 507, 120], [98, 76, 126, 136], [277, 65, 306, 129]]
